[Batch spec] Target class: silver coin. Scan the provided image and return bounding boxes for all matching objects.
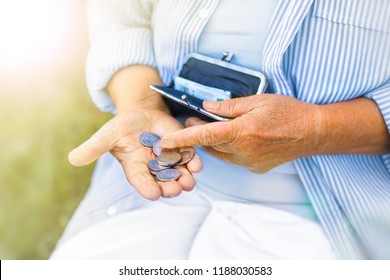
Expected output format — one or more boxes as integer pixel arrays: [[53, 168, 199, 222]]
[[152, 140, 162, 156], [139, 132, 161, 147], [147, 159, 170, 172], [149, 169, 159, 175], [153, 140, 179, 157], [156, 169, 182, 181], [176, 149, 196, 165], [157, 151, 181, 167]]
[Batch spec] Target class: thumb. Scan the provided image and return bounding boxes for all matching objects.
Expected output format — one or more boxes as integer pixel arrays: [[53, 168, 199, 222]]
[[68, 119, 122, 166], [203, 97, 253, 118]]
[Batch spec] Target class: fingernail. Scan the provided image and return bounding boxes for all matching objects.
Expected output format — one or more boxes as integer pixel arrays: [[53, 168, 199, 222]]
[[203, 101, 218, 110], [160, 139, 175, 149]]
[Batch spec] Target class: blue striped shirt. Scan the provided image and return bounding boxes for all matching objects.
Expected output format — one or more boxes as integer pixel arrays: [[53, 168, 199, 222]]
[[86, 0, 390, 259]]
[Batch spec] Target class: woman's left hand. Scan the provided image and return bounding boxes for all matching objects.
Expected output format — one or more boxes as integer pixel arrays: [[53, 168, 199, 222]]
[[160, 94, 321, 173]]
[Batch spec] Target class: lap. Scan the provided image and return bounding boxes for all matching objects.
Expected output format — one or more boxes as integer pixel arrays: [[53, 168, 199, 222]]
[[51, 153, 337, 259], [52, 197, 336, 259], [55, 153, 210, 245], [51, 195, 211, 259]]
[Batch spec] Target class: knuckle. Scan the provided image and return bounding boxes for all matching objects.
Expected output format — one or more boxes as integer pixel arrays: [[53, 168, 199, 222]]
[[225, 99, 238, 114], [94, 139, 107, 154], [199, 126, 215, 144], [217, 122, 234, 142], [230, 121, 243, 141]]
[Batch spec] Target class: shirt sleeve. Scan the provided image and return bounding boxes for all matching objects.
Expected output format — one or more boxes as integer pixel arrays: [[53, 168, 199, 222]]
[[86, 0, 157, 113], [364, 81, 390, 172]]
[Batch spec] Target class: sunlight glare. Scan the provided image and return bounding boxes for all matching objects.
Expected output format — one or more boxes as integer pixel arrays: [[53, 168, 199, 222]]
[[0, 0, 70, 73]]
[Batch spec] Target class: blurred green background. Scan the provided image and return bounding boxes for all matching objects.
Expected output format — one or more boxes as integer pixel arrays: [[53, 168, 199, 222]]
[[0, 0, 111, 259]]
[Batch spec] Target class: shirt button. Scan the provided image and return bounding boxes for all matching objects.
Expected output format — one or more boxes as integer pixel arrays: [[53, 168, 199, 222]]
[[198, 8, 210, 18], [107, 206, 118, 217]]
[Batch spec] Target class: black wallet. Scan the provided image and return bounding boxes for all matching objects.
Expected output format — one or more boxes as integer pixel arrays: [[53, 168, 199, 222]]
[[150, 53, 267, 121]]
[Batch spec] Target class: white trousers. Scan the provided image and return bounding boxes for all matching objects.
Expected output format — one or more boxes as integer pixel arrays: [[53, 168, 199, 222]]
[[51, 153, 337, 259]]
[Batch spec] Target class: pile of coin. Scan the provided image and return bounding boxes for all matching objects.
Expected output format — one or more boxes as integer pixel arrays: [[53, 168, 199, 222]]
[[139, 132, 195, 182]]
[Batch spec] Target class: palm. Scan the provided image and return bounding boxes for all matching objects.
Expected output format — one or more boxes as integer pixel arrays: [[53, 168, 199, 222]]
[[69, 110, 202, 200]]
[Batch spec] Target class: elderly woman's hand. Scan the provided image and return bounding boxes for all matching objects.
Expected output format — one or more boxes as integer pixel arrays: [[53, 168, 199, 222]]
[[67, 65, 206, 200], [160, 94, 321, 173], [68, 109, 203, 200]]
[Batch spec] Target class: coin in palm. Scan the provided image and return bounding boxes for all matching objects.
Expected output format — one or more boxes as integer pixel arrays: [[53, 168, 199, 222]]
[[156, 169, 182, 181], [139, 132, 161, 147], [176, 149, 196, 165], [157, 151, 181, 167]]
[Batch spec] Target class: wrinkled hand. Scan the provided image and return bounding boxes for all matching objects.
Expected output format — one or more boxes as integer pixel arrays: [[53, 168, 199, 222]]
[[161, 94, 320, 173], [68, 110, 203, 200]]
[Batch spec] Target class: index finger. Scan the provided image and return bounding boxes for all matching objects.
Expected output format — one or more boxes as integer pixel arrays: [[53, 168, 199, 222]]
[[160, 121, 233, 149]]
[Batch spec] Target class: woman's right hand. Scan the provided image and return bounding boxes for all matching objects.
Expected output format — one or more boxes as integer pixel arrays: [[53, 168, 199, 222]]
[[68, 109, 203, 200]]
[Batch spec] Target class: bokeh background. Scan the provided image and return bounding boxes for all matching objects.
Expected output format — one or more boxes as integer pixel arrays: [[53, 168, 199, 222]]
[[0, 0, 111, 259]]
